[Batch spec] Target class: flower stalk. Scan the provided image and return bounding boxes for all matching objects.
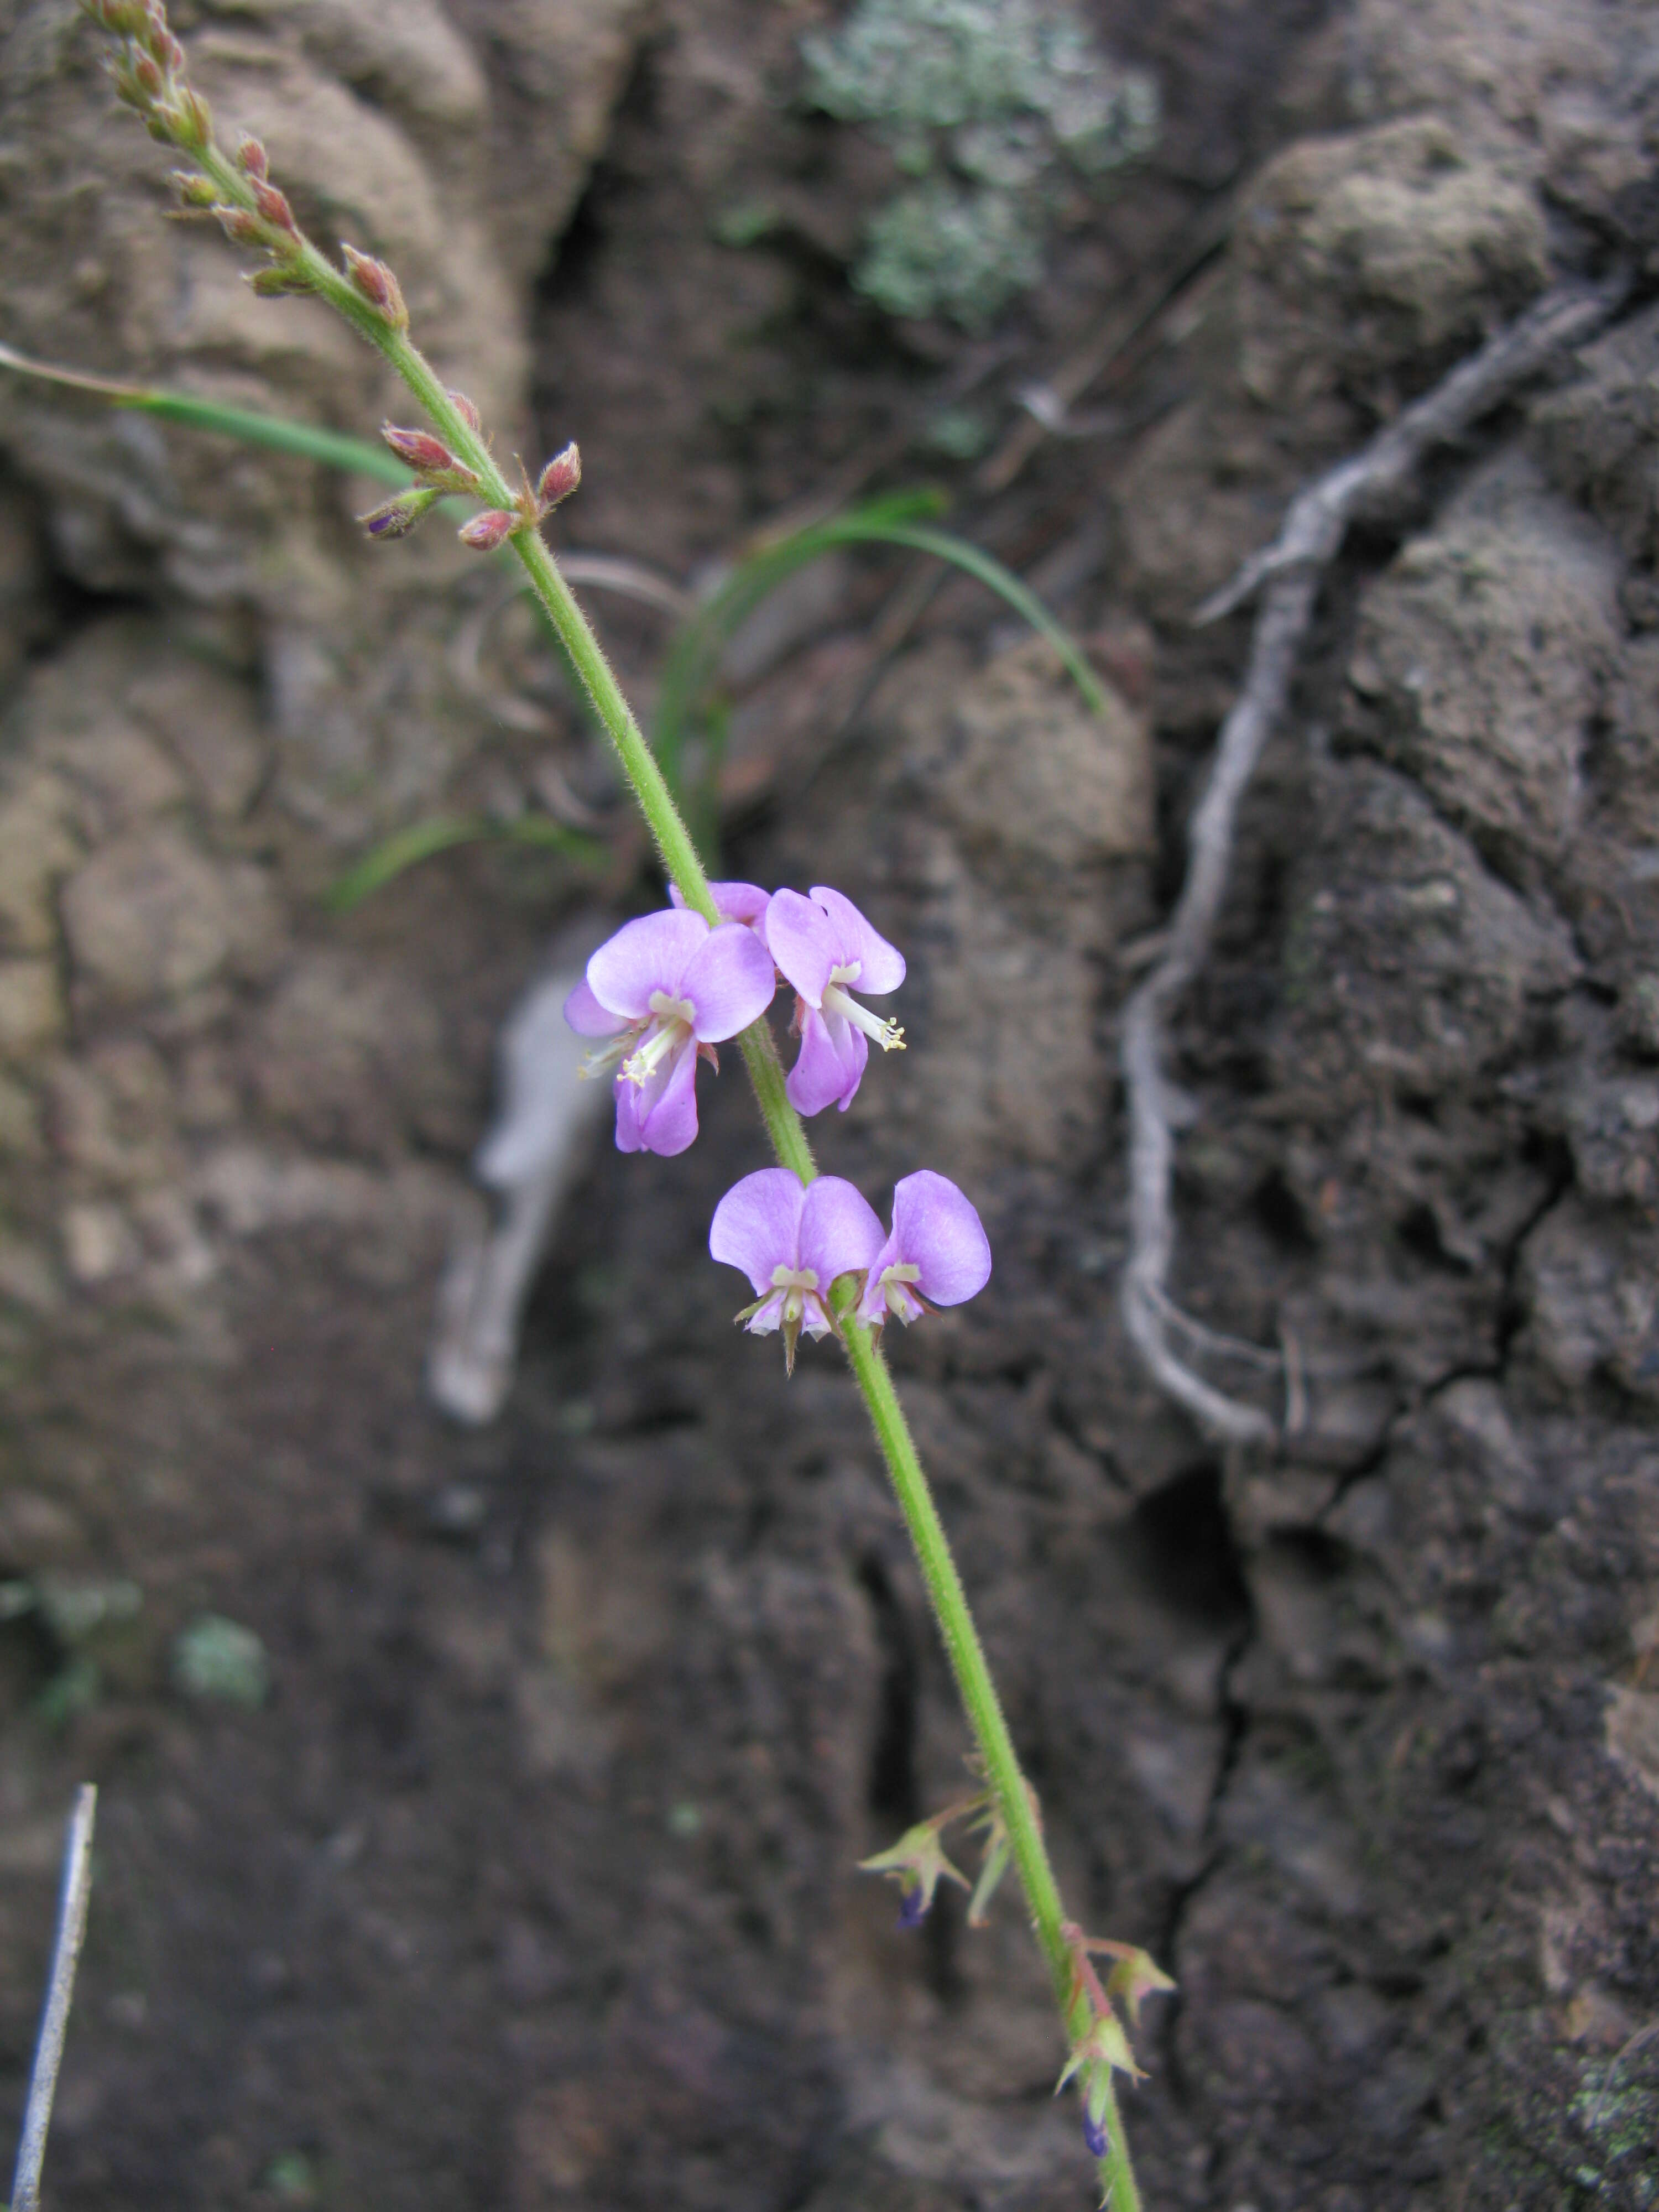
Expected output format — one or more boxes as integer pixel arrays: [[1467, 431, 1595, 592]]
[[82, 8, 1149, 2195]]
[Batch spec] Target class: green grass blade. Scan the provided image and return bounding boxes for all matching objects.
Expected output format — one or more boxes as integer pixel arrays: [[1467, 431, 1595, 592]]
[[0, 339, 406, 484], [324, 812, 606, 911], [123, 391, 406, 483], [651, 489, 948, 799], [651, 491, 1104, 811], [855, 522, 1106, 713]]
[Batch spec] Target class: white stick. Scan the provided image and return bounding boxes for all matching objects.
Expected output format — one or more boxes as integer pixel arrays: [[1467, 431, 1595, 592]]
[[1121, 274, 1627, 1441], [9, 1783, 98, 2212]]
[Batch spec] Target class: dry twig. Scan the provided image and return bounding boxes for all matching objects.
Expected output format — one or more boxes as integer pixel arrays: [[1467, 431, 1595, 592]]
[[9, 1784, 97, 2212], [1121, 273, 1629, 1443]]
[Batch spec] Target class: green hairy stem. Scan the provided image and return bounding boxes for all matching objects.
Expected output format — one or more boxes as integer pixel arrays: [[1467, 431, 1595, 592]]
[[92, 16, 1146, 2194]]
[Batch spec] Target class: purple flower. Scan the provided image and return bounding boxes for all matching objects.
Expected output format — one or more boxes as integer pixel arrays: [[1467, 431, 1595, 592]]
[[669, 879, 773, 940], [709, 1168, 884, 1373], [565, 910, 776, 1156], [1082, 2110, 1109, 2160], [765, 886, 905, 1117], [857, 1171, 992, 1328]]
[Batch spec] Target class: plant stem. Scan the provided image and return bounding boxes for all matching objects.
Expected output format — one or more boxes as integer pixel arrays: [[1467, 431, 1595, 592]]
[[373, 289, 1144, 2212], [191, 142, 720, 922], [840, 1323, 1141, 2212], [185, 102, 1141, 2206]]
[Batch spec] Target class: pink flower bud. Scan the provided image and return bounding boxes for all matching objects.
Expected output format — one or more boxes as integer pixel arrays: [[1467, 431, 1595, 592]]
[[216, 205, 264, 247], [341, 244, 409, 330], [382, 425, 458, 476], [457, 509, 518, 552], [447, 389, 482, 434], [155, 27, 185, 71], [249, 179, 295, 233], [535, 442, 581, 510], [133, 50, 163, 95], [236, 136, 268, 180]]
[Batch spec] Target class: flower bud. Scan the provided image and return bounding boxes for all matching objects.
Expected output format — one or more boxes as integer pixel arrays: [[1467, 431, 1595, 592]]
[[236, 136, 268, 180], [87, 1, 148, 32], [215, 205, 264, 247], [382, 425, 458, 475], [170, 169, 218, 208], [535, 442, 581, 510], [447, 389, 481, 434], [249, 179, 295, 233], [358, 487, 441, 540], [174, 85, 212, 149], [457, 509, 518, 552], [247, 265, 313, 296], [133, 50, 163, 95], [154, 27, 185, 71], [341, 244, 409, 331]]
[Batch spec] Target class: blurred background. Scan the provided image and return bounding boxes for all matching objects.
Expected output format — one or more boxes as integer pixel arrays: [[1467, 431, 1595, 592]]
[[1, 1, 1658, 2205]]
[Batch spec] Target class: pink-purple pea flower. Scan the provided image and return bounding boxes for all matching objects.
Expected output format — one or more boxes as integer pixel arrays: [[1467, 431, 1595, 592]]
[[565, 910, 776, 1156], [668, 879, 773, 941], [765, 886, 906, 1117], [709, 1168, 884, 1373], [857, 1171, 992, 1328]]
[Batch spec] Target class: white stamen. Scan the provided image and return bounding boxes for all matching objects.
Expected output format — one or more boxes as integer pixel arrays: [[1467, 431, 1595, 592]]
[[621, 991, 696, 1087], [578, 1032, 633, 1082], [821, 981, 905, 1052]]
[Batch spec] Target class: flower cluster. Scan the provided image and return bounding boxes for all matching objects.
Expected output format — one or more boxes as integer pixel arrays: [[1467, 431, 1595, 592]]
[[567, 881, 992, 1370], [567, 881, 907, 1155], [1056, 1923, 1175, 2159]]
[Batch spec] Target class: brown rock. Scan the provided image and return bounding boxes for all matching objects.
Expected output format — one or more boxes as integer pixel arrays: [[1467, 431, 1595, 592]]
[[0, 960, 65, 1060], [44, 1040, 177, 1189], [248, 950, 469, 1157], [935, 634, 1154, 881], [0, 770, 80, 956], [0, 1486, 86, 1567], [1235, 117, 1548, 409], [50, 722, 185, 841], [59, 824, 281, 1008], [1341, 457, 1620, 888], [129, 661, 267, 820]]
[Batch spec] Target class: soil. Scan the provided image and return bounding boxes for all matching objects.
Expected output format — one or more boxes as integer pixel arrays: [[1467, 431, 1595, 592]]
[[2, 2, 1658, 2210]]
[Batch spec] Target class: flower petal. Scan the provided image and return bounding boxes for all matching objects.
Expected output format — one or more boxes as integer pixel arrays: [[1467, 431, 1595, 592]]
[[710, 1168, 805, 1293], [681, 921, 777, 1041], [635, 1030, 701, 1156], [741, 1286, 788, 1336], [892, 1171, 992, 1306], [811, 885, 905, 994], [786, 1005, 866, 1117], [799, 1176, 885, 1286], [587, 909, 708, 1018], [612, 1074, 644, 1153], [765, 889, 839, 1007], [855, 1225, 903, 1326], [564, 975, 628, 1037], [670, 879, 772, 930]]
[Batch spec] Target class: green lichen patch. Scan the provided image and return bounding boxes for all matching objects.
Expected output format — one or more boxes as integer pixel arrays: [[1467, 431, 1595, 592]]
[[802, 0, 1158, 327]]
